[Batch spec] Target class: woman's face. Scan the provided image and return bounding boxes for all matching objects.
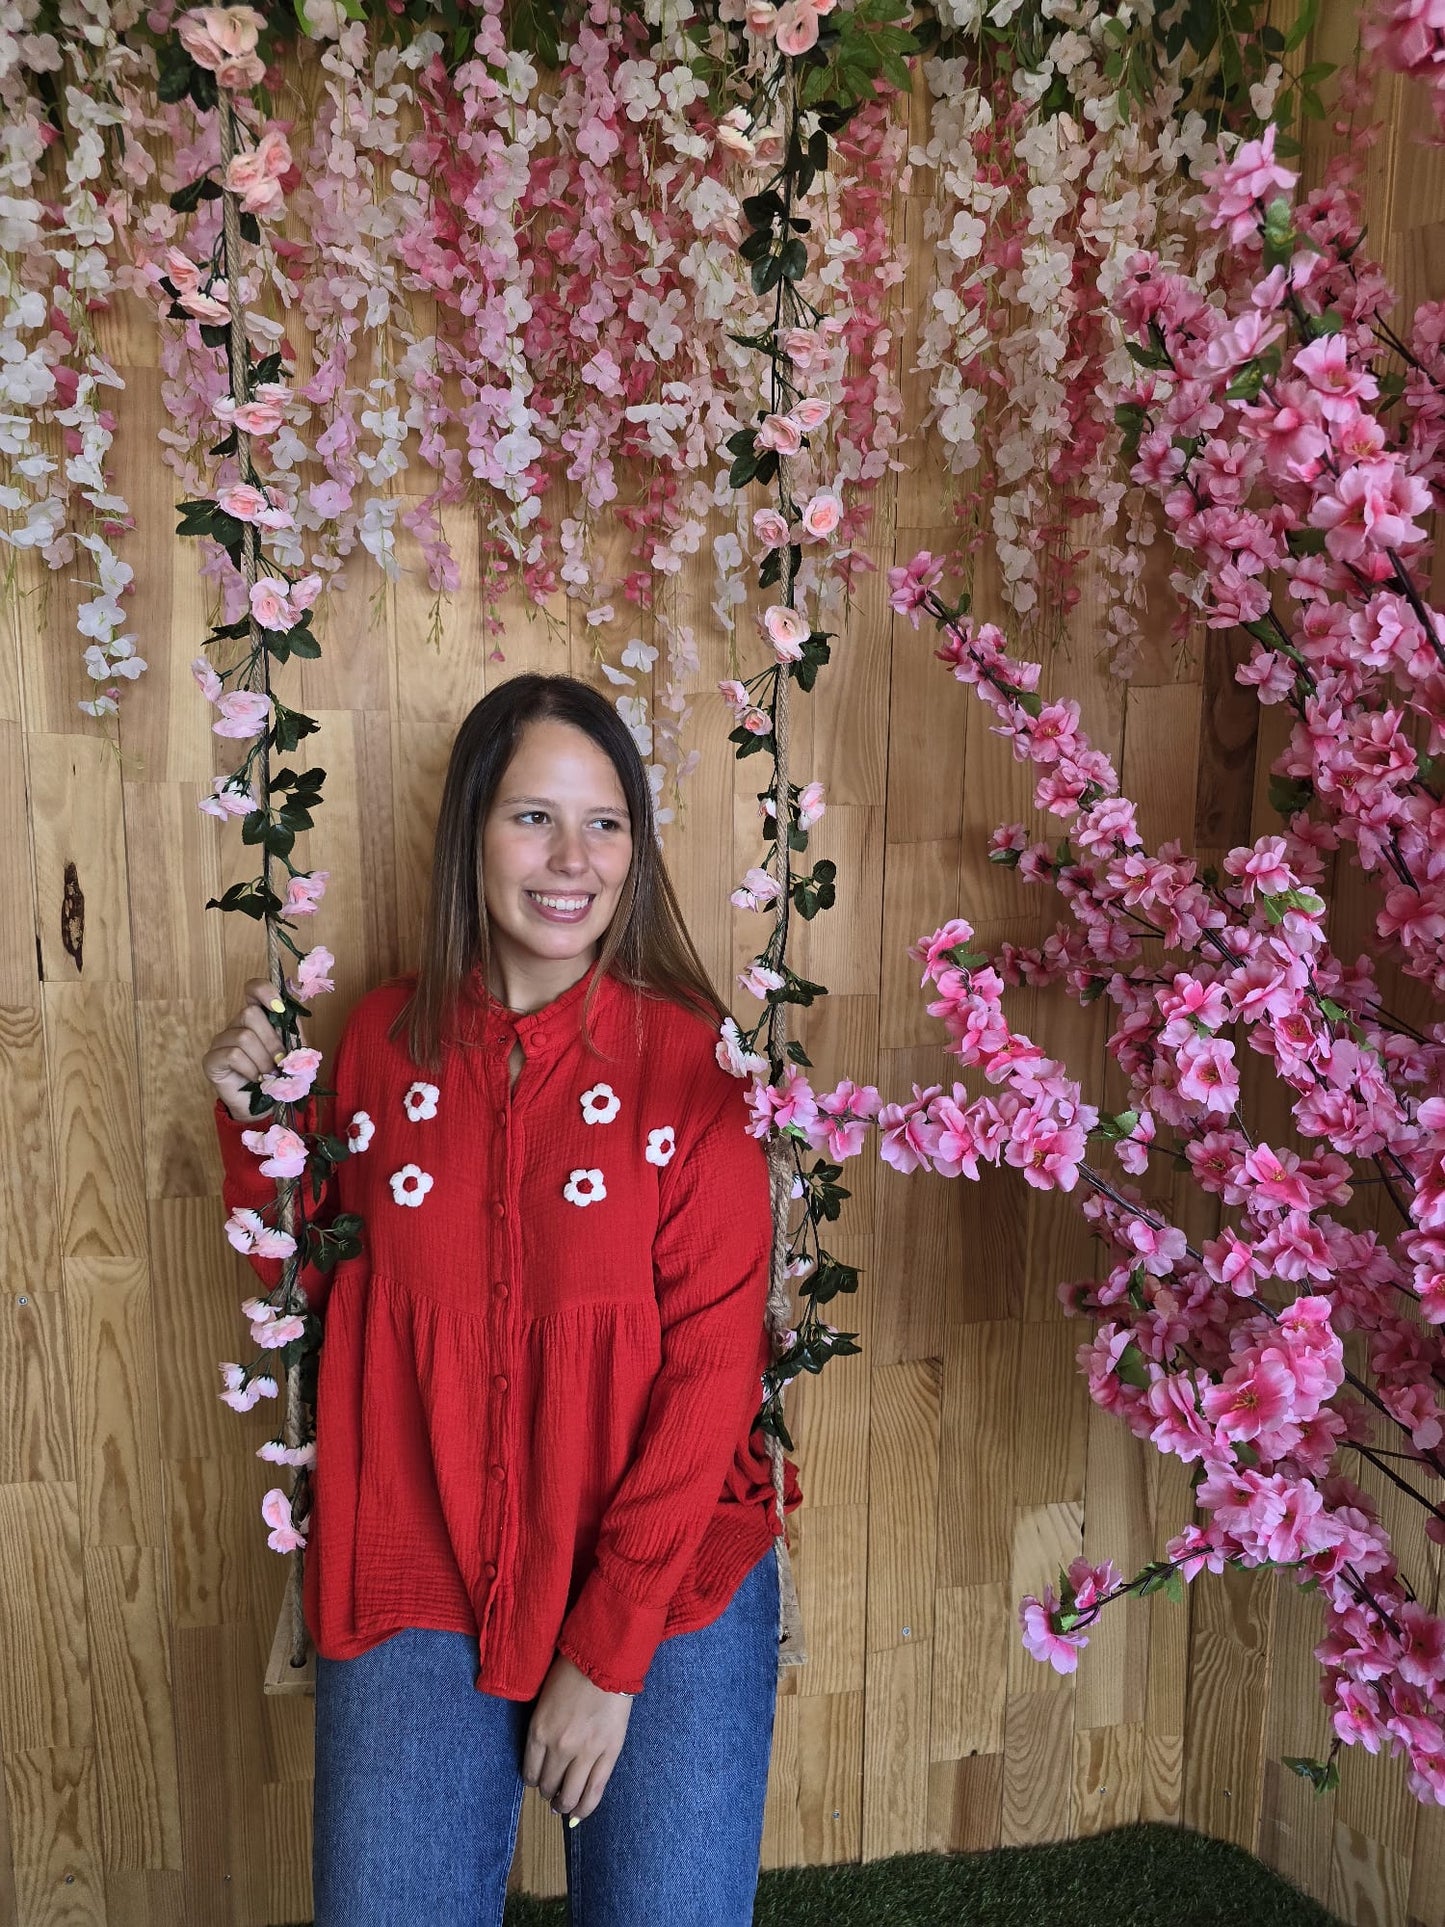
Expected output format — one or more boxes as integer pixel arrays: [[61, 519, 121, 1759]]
[[481, 717, 634, 970]]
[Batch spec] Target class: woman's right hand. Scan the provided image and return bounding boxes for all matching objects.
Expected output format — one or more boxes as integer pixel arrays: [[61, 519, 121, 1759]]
[[202, 977, 299, 1125]]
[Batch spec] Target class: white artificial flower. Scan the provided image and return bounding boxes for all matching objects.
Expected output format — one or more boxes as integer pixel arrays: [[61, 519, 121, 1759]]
[[403, 1081, 439, 1121], [581, 1082, 621, 1125], [389, 1164, 433, 1207], [645, 1126, 676, 1168], [347, 1111, 375, 1152], [564, 1167, 606, 1207]]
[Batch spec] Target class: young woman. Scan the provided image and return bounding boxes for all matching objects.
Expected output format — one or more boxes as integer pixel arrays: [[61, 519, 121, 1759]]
[[203, 672, 803, 1926]]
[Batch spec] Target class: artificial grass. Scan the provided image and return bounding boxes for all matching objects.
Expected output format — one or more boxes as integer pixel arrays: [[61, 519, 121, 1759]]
[[492, 1822, 1342, 1927]]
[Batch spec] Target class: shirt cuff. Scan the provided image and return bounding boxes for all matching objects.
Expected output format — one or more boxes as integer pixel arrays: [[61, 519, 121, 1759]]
[[555, 1565, 670, 1696]]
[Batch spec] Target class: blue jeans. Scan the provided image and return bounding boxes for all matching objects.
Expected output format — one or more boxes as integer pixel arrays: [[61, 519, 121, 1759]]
[[312, 1544, 781, 1926]]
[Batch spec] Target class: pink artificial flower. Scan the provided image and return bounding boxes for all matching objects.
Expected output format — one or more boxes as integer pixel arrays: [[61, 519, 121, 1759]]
[[738, 961, 785, 1000], [218, 1361, 278, 1412], [753, 508, 790, 549], [1309, 458, 1432, 563], [774, 0, 820, 55], [730, 865, 782, 912], [260, 1045, 324, 1104], [190, 654, 223, 704], [756, 412, 804, 457], [218, 481, 293, 530], [718, 678, 751, 719], [240, 1121, 308, 1179], [764, 605, 808, 661], [199, 775, 257, 820], [877, 1083, 943, 1174], [1175, 1034, 1241, 1115], [781, 327, 823, 372], [224, 1208, 296, 1260], [177, 5, 267, 87], [163, 248, 202, 294], [1293, 333, 1380, 422], [178, 283, 232, 325], [811, 1078, 883, 1161], [283, 871, 329, 918], [716, 1015, 768, 1079], [887, 551, 945, 627], [212, 690, 271, 740], [261, 1486, 307, 1554], [790, 396, 830, 431], [288, 944, 335, 998], [800, 491, 843, 540], [223, 130, 293, 218], [797, 780, 825, 829], [250, 576, 298, 630], [1019, 1589, 1088, 1674], [1198, 124, 1299, 246]]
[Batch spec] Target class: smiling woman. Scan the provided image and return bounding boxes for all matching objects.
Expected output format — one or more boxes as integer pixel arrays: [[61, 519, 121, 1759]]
[[203, 670, 802, 1927]]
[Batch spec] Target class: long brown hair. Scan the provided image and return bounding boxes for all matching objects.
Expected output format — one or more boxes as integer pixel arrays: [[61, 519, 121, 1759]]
[[389, 672, 728, 1072]]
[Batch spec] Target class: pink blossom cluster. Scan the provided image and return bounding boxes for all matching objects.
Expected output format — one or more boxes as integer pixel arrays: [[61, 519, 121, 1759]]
[[1112, 130, 1445, 1001], [882, 570, 1445, 1801]]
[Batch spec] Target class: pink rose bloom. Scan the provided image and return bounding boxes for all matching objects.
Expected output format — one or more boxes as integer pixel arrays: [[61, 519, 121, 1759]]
[[730, 865, 782, 913], [753, 508, 790, 549], [738, 962, 786, 1000], [800, 490, 843, 540], [191, 654, 222, 703], [756, 412, 804, 457], [718, 678, 751, 718], [742, 706, 773, 736], [231, 399, 286, 435], [217, 482, 290, 529], [240, 1122, 308, 1179], [179, 284, 232, 325], [744, 0, 778, 33], [714, 107, 757, 159], [199, 775, 257, 820], [178, 5, 265, 68], [797, 780, 825, 829], [790, 396, 830, 431], [261, 1486, 307, 1554], [774, 0, 820, 52], [224, 129, 293, 218], [212, 690, 271, 740], [763, 604, 808, 661], [782, 327, 822, 372], [283, 871, 330, 917], [260, 1045, 324, 1104], [250, 576, 298, 630], [290, 572, 324, 613], [163, 248, 201, 293], [224, 1208, 296, 1260], [218, 1361, 278, 1413], [288, 944, 335, 999]]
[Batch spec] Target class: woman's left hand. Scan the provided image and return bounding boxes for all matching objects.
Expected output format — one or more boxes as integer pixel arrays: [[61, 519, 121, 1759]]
[[522, 1651, 633, 1823]]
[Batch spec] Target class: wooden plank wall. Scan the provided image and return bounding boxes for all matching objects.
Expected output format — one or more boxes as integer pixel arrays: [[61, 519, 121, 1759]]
[[2, 19, 1445, 1924]]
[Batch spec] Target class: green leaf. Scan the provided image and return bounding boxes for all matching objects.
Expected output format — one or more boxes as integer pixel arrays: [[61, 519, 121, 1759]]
[[1115, 1341, 1150, 1390], [1284, 1755, 1340, 1795], [1268, 774, 1313, 816]]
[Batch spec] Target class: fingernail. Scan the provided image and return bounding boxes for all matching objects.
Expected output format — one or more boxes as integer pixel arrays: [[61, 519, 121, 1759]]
[[567, 1815, 580, 1828], [273, 1051, 285, 1065], [270, 998, 286, 1013]]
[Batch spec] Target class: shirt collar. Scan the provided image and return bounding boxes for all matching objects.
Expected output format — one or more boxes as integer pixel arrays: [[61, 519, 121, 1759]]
[[468, 953, 615, 1057]]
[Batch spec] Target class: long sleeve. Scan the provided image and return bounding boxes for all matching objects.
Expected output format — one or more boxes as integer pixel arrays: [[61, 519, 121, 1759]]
[[213, 1023, 353, 1316], [555, 1066, 773, 1694]]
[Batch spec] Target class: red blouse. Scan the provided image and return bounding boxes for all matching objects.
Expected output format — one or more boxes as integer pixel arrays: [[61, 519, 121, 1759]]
[[213, 956, 802, 1697]]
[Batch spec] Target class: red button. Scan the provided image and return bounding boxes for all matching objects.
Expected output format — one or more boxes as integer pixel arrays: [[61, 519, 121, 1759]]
[[490, 1462, 506, 1482], [500, 1111, 510, 1129], [483, 1560, 497, 1579], [493, 1280, 509, 1299], [493, 1200, 507, 1219], [492, 1373, 509, 1393]]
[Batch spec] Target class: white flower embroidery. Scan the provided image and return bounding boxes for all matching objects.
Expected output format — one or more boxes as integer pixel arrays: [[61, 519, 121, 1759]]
[[347, 1110, 374, 1152], [403, 1081, 439, 1122], [564, 1167, 606, 1207], [389, 1164, 433, 1207], [645, 1125, 676, 1167], [580, 1082, 621, 1125]]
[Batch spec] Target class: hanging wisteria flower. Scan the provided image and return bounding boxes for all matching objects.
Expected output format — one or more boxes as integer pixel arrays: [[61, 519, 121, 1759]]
[[389, 1164, 433, 1207], [403, 1081, 439, 1122], [564, 1167, 607, 1206], [580, 1082, 621, 1124]]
